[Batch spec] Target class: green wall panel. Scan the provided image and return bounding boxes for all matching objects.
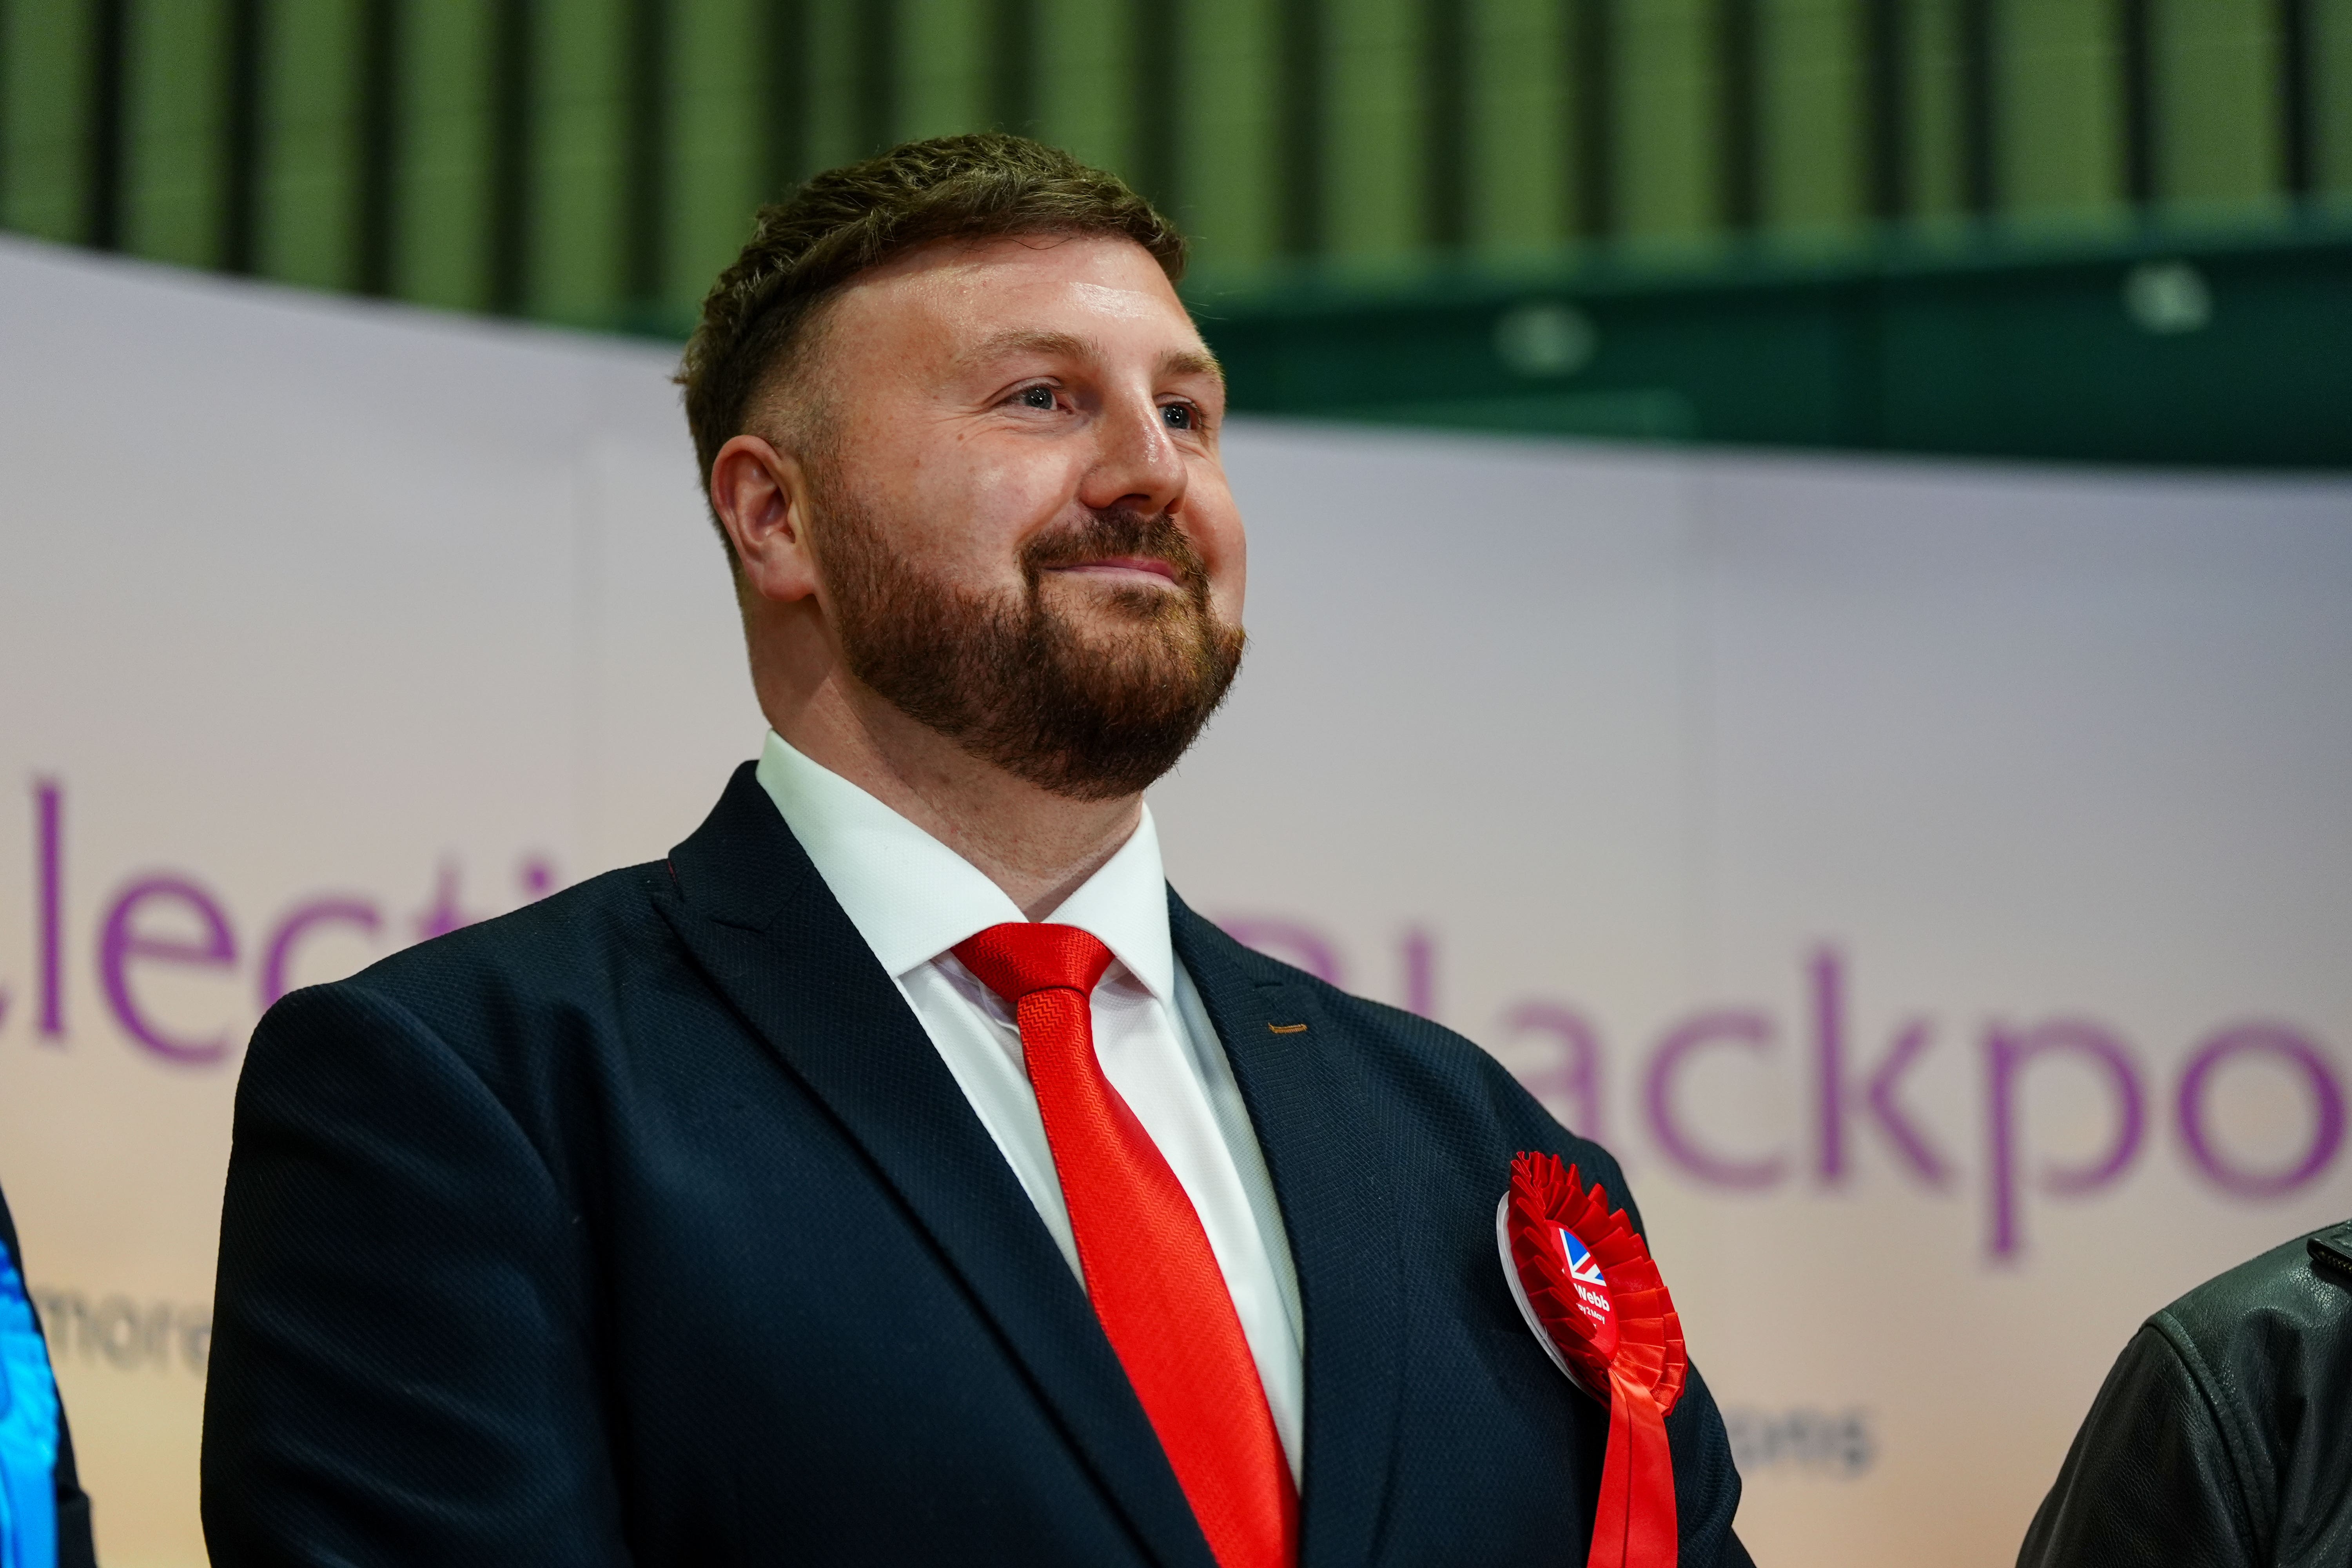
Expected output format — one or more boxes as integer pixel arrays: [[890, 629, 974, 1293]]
[[1181, 0, 1278, 278], [1904, 0, 1966, 226], [1759, 0, 1860, 241], [803, 0, 862, 175], [1470, 0, 1568, 256], [898, 0, 985, 144], [1202, 232, 2352, 468], [674, 0, 762, 319], [1325, 0, 1420, 262], [2, 0, 93, 242], [1999, 0, 2124, 229], [2158, 0, 2281, 222], [3, 0, 2344, 472], [127, 0, 226, 269], [535, 0, 623, 324], [1558, 0, 1605, 237], [399, 0, 492, 312], [1873, 244, 2352, 463], [1615, 0, 1717, 245], [1036, 0, 1128, 182], [2318, 0, 2352, 202], [261, 0, 360, 290]]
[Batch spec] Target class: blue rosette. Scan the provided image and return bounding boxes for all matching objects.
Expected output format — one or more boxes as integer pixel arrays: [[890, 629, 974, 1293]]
[[0, 1254, 58, 1568]]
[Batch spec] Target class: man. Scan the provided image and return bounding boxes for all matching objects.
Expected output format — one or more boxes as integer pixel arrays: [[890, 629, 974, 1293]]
[[2018, 1221, 2352, 1567], [203, 134, 1749, 1566], [0, 1180, 98, 1568]]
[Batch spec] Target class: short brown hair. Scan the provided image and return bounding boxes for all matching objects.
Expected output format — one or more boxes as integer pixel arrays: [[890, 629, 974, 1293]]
[[677, 133, 1186, 539]]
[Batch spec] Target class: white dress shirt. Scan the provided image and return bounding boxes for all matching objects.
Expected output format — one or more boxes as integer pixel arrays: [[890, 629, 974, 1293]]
[[754, 731, 1307, 1477]]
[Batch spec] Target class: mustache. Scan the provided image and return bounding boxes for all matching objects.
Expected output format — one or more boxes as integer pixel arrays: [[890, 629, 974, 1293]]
[[1020, 506, 1211, 599]]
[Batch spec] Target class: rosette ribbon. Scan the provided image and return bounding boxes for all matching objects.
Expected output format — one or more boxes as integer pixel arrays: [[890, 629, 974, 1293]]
[[1497, 1152, 1686, 1568]]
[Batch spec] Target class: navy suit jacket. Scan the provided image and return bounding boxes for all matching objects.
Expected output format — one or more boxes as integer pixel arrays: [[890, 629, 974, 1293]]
[[203, 764, 1750, 1566]]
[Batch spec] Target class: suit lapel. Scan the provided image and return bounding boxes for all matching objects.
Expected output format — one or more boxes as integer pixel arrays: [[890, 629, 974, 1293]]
[[1171, 895, 1405, 1568], [655, 766, 1214, 1568]]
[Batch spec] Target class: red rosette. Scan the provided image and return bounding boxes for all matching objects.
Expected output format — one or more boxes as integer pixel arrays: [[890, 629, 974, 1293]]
[[1497, 1151, 1687, 1568]]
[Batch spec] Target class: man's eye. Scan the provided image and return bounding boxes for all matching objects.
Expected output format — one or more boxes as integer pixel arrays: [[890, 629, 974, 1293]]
[[1161, 402, 1196, 430], [1018, 385, 1056, 410]]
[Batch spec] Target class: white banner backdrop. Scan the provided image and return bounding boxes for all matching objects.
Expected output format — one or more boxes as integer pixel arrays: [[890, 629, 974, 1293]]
[[4, 235, 2350, 1567]]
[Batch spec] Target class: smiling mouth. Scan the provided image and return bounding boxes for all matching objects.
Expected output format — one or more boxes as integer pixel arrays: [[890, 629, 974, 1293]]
[[1046, 555, 1183, 586]]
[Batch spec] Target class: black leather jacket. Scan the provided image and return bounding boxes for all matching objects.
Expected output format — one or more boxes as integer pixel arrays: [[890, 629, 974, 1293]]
[[2019, 1224, 2352, 1568]]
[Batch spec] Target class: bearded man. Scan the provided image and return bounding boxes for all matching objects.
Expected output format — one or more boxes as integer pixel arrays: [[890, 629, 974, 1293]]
[[201, 135, 1751, 1568]]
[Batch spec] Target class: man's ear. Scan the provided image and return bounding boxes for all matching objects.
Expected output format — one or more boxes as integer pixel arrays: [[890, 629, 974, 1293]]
[[710, 432, 823, 605]]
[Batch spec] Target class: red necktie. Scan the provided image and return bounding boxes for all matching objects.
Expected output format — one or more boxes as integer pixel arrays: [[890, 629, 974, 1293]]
[[953, 922, 1298, 1568]]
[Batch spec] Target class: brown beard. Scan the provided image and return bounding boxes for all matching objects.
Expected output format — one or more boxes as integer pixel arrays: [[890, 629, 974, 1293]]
[[814, 491, 1246, 801]]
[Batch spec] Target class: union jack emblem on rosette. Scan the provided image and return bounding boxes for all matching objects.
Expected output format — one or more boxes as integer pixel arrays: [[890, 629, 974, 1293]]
[[1497, 1152, 1687, 1568]]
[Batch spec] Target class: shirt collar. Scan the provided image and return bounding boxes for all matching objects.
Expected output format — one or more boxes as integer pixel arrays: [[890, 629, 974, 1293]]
[[754, 730, 1176, 1002]]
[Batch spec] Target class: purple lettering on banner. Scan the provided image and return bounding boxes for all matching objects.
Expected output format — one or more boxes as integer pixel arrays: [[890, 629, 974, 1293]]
[[1811, 948, 1951, 1187], [1215, 918, 1345, 986], [99, 876, 240, 1064], [519, 856, 559, 900], [1985, 1019, 2147, 1259], [2177, 1023, 2346, 1198], [414, 860, 476, 942], [37, 778, 64, 1040], [1400, 927, 1436, 1018], [1644, 1010, 1788, 1189], [1502, 1001, 1606, 1141], [260, 898, 383, 1009]]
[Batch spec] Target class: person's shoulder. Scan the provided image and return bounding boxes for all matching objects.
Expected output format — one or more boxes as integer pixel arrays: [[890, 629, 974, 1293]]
[[2153, 1224, 2352, 1376], [2135, 1222, 2352, 1506], [364, 859, 671, 989], [258, 860, 678, 1054], [1177, 910, 1632, 1203], [2031, 1224, 2352, 1567], [2158, 1225, 2352, 1350]]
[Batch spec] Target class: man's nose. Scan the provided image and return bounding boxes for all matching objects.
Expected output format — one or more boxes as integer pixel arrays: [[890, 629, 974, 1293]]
[[1077, 390, 1189, 519]]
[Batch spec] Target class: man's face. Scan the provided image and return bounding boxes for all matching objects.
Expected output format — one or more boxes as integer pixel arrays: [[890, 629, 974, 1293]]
[[784, 232, 1247, 800]]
